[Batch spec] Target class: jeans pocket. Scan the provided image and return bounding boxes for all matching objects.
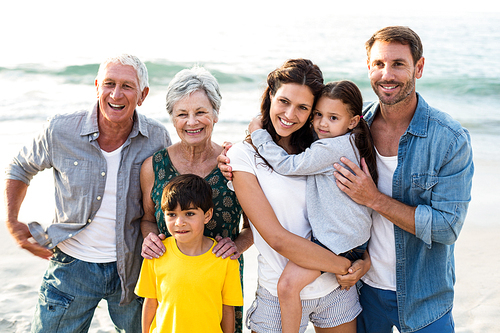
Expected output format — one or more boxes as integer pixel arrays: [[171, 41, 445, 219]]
[[32, 282, 75, 332], [50, 248, 78, 266], [39, 282, 74, 310]]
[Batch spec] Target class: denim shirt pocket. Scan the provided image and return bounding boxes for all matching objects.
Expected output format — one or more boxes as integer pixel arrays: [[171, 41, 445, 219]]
[[411, 173, 438, 202], [52, 158, 94, 223], [58, 158, 92, 197]]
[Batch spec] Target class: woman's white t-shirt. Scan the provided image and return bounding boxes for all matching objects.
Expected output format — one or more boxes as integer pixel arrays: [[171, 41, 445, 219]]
[[227, 141, 339, 299]]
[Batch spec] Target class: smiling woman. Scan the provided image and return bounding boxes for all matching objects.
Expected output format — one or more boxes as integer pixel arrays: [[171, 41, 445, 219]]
[[268, 83, 313, 151], [138, 66, 252, 333], [171, 90, 218, 148], [226, 59, 361, 332]]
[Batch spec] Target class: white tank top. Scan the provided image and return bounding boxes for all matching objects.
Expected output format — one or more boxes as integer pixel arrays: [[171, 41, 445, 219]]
[[361, 148, 398, 291], [58, 145, 122, 263]]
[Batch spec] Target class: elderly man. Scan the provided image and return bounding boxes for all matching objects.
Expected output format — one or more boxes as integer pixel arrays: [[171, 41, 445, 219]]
[[334, 26, 474, 332], [5, 54, 171, 332]]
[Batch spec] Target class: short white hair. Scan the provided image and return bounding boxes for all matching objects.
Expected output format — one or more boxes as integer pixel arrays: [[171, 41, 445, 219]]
[[96, 54, 149, 92], [165, 66, 221, 119]]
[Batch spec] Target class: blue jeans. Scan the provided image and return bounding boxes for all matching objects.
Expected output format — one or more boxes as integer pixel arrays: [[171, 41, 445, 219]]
[[357, 282, 455, 333], [31, 248, 142, 333]]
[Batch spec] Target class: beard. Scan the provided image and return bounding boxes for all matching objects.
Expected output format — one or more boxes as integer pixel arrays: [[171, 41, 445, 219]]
[[372, 71, 416, 106]]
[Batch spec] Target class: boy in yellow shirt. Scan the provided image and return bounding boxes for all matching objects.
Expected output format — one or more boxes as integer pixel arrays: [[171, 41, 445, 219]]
[[135, 174, 243, 333]]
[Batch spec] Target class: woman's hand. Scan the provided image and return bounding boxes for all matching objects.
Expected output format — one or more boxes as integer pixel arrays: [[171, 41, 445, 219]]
[[217, 142, 233, 181], [335, 251, 371, 290], [213, 235, 241, 260], [141, 232, 166, 259]]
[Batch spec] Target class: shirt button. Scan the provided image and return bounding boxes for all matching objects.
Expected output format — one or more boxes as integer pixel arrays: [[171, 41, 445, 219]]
[[101, 172, 106, 177], [73, 161, 78, 166], [93, 133, 98, 137], [88, 219, 92, 223], [97, 196, 102, 201]]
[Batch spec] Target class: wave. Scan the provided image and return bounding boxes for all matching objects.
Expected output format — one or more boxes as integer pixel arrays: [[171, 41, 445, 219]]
[[420, 77, 500, 97], [0, 61, 262, 86], [1, 61, 499, 99]]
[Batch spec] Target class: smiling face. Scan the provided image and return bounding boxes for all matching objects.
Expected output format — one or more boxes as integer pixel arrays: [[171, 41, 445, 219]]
[[269, 83, 315, 146], [312, 97, 359, 140], [171, 90, 217, 146], [368, 40, 424, 106], [95, 62, 148, 127], [165, 203, 212, 246]]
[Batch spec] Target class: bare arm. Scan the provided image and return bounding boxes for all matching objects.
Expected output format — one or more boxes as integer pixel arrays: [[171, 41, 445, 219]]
[[232, 171, 350, 274], [334, 157, 417, 234], [234, 214, 253, 254], [220, 305, 235, 333], [336, 250, 372, 290], [251, 129, 349, 176], [141, 297, 158, 333], [213, 213, 253, 259], [140, 157, 166, 259], [4, 179, 52, 259]]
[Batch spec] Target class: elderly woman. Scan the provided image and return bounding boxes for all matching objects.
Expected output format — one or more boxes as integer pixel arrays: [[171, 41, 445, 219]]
[[140, 66, 252, 332]]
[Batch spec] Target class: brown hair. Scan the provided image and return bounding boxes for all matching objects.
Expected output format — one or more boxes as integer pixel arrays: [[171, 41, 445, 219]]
[[161, 174, 213, 213], [251, 59, 324, 154], [365, 26, 423, 65], [321, 81, 378, 184]]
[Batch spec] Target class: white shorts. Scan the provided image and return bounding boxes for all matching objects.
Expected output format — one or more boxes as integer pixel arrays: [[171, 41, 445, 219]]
[[246, 284, 361, 333]]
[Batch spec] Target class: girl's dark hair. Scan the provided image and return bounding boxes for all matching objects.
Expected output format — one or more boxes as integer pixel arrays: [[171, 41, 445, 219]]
[[248, 59, 324, 154], [321, 81, 378, 184], [161, 174, 214, 213]]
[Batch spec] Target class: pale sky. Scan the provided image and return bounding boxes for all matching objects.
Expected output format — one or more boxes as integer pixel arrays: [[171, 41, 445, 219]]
[[2, 0, 498, 66]]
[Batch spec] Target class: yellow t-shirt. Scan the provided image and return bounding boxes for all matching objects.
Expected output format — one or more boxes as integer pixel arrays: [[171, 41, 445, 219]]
[[135, 237, 243, 333]]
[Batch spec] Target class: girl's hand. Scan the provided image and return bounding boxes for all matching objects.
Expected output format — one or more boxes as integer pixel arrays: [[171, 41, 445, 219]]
[[248, 116, 263, 134], [213, 235, 241, 260]]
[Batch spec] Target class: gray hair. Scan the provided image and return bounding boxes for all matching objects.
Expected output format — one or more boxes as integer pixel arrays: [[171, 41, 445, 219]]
[[166, 66, 222, 118], [96, 54, 149, 92]]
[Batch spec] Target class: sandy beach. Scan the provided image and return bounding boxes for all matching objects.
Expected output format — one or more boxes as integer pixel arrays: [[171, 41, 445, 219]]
[[0, 1, 498, 330], [0, 141, 498, 333]]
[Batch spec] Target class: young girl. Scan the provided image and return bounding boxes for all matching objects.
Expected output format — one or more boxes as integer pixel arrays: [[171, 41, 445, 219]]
[[228, 60, 360, 333], [249, 80, 378, 333]]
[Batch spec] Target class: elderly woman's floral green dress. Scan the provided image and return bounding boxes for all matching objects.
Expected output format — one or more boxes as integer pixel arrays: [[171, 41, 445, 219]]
[[150, 148, 244, 332]]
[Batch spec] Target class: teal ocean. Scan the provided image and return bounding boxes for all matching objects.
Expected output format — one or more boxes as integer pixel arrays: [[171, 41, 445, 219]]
[[1, 13, 499, 163], [1, 7, 500, 333]]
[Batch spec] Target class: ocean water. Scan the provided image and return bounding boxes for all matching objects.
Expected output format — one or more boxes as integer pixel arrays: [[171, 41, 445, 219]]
[[0, 9, 499, 333], [1, 12, 499, 162]]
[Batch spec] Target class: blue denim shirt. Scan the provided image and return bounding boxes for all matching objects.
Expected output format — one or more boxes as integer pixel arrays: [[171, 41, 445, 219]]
[[363, 93, 474, 332], [5, 104, 171, 304]]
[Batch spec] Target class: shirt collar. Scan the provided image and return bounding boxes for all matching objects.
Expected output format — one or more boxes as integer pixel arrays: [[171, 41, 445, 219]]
[[363, 92, 429, 138], [80, 103, 148, 141]]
